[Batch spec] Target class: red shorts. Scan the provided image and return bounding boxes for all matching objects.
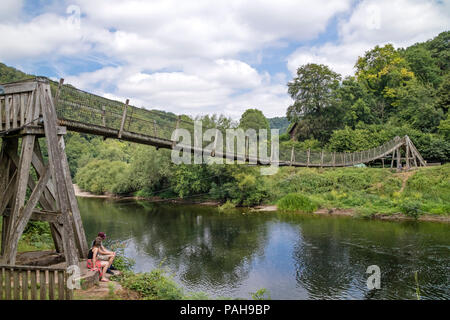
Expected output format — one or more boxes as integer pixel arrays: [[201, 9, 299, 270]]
[[87, 259, 104, 278]]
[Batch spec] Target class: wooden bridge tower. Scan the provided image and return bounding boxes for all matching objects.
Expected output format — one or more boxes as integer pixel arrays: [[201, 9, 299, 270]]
[[0, 78, 88, 266]]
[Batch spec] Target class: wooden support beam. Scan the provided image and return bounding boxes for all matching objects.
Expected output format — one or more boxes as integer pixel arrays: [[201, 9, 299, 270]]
[[2, 209, 63, 224], [58, 135, 88, 258], [101, 106, 106, 127], [40, 83, 79, 267], [5, 134, 35, 261], [2, 165, 51, 264], [290, 146, 295, 166], [391, 151, 394, 168], [306, 148, 310, 167], [118, 99, 129, 139]]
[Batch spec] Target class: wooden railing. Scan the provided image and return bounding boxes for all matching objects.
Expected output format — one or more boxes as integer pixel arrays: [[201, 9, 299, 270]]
[[0, 264, 73, 300]]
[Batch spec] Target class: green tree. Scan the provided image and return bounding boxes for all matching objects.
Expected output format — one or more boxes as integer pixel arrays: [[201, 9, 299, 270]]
[[238, 109, 270, 136], [403, 46, 442, 87], [355, 44, 415, 120], [287, 63, 342, 142]]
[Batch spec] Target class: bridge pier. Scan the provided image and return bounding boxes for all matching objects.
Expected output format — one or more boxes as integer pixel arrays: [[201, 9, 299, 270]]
[[0, 78, 88, 266]]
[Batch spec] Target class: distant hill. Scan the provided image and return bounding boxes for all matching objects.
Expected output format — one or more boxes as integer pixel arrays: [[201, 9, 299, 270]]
[[0, 62, 33, 83], [268, 116, 290, 134]]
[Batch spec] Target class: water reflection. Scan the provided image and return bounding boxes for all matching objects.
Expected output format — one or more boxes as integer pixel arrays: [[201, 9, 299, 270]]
[[78, 198, 450, 299]]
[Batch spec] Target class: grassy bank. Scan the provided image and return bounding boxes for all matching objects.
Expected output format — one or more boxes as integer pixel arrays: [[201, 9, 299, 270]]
[[77, 163, 450, 219], [269, 165, 449, 218]]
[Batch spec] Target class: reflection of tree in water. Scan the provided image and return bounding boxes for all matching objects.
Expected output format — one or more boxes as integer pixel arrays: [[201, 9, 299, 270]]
[[79, 199, 449, 299], [285, 214, 450, 300], [79, 198, 271, 287], [135, 202, 271, 287]]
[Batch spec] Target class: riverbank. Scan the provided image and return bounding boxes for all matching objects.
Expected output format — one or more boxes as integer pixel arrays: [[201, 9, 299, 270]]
[[74, 184, 449, 223]]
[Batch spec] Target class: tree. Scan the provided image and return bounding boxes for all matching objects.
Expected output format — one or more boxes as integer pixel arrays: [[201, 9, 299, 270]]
[[355, 44, 415, 120], [287, 63, 342, 142], [238, 108, 270, 134], [435, 73, 450, 114], [403, 46, 442, 87], [338, 77, 378, 128]]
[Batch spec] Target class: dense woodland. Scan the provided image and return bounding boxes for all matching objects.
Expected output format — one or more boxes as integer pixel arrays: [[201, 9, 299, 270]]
[[0, 31, 449, 216]]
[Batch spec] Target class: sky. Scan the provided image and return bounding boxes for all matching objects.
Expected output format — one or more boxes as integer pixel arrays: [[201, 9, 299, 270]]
[[0, 0, 449, 119]]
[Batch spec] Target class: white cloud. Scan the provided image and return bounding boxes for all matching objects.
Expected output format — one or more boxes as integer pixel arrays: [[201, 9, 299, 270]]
[[287, 0, 450, 77], [0, 0, 23, 22], [2, 0, 447, 119]]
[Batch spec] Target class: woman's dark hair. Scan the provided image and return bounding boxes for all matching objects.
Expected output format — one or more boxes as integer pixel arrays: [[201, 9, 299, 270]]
[[92, 237, 102, 248]]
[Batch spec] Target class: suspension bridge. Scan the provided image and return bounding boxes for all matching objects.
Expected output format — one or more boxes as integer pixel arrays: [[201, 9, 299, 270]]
[[0, 77, 426, 268]]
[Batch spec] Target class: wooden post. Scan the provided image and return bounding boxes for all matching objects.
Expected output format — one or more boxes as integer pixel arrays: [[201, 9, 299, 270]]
[[320, 150, 324, 167], [307, 148, 310, 167], [406, 138, 410, 169], [54, 79, 64, 107], [5, 269, 11, 300], [22, 270, 28, 300], [118, 99, 129, 139], [172, 116, 181, 149], [41, 83, 79, 266], [290, 146, 295, 166], [390, 151, 394, 168], [101, 106, 106, 127], [13, 270, 20, 300], [5, 96, 10, 130], [396, 147, 401, 169], [127, 105, 134, 131], [40, 270, 46, 300], [31, 270, 37, 300], [58, 270, 64, 300]]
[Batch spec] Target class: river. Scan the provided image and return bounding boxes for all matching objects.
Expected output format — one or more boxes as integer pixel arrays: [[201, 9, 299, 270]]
[[78, 197, 449, 300]]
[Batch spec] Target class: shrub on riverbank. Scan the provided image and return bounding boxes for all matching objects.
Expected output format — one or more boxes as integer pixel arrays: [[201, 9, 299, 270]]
[[277, 193, 319, 213], [119, 269, 184, 300]]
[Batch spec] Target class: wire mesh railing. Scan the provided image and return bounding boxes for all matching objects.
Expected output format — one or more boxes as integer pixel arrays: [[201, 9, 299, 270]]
[[53, 81, 405, 167]]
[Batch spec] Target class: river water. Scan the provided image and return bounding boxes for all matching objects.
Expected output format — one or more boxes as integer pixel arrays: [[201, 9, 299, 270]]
[[78, 197, 449, 300]]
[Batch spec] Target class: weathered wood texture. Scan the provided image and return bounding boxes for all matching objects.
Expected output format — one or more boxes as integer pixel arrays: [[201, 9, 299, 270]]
[[0, 265, 72, 300], [0, 79, 87, 267]]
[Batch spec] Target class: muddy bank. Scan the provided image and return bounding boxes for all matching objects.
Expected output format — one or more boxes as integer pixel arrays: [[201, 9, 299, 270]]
[[252, 205, 449, 223]]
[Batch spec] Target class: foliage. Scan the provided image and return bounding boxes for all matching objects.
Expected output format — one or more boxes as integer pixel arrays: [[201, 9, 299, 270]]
[[75, 159, 129, 194], [108, 242, 135, 272], [400, 200, 423, 219], [0, 62, 33, 83], [287, 64, 342, 142], [119, 268, 184, 300], [277, 193, 319, 213], [268, 117, 290, 134], [250, 288, 271, 300], [239, 108, 270, 136]]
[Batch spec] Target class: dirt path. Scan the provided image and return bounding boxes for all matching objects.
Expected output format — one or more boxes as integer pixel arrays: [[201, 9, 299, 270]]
[[395, 170, 416, 193]]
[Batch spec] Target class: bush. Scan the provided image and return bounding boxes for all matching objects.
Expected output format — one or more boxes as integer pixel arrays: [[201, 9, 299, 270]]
[[277, 193, 319, 213], [119, 268, 184, 300], [400, 200, 423, 219]]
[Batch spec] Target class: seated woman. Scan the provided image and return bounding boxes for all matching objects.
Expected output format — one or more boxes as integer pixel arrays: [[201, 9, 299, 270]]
[[87, 237, 111, 282], [95, 232, 116, 271]]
